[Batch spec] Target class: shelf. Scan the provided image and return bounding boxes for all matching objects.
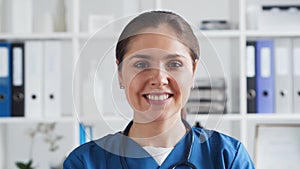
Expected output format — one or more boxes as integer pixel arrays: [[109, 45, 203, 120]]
[[79, 115, 131, 124], [3, 114, 298, 124], [199, 30, 240, 38], [77, 30, 241, 40], [187, 114, 241, 121], [78, 114, 242, 124], [0, 32, 74, 40], [246, 30, 300, 38], [245, 114, 300, 121], [0, 117, 75, 124], [77, 32, 119, 39]]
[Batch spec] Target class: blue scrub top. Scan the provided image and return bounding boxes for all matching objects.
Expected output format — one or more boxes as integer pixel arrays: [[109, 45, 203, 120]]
[[63, 127, 255, 169]]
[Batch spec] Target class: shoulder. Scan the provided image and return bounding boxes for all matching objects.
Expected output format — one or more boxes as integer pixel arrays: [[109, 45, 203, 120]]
[[63, 140, 102, 169], [63, 133, 121, 169], [192, 127, 255, 168], [67, 140, 103, 157], [193, 127, 241, 150]]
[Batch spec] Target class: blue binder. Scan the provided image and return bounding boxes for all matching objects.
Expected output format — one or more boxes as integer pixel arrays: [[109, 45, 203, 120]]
[[256, 40, 275, 113], [79, 123, 86, 145], [0, 42, 12, 117]]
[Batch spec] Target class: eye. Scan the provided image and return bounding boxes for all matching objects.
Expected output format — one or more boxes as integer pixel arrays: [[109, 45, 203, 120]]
[[134, 61, 149, 69], [167, 60, 183, 68]]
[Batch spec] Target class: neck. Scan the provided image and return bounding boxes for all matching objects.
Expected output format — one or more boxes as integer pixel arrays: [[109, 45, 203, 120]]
[[128, 114, 187, 148]]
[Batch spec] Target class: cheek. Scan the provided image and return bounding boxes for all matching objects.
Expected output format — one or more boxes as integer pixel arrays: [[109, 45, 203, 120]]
[[128, 76, 144, 93], [122, 68, 141, 87], [125, 72, 155, 113], [171, 71, 194, 101], [124, 71, 146, 101]]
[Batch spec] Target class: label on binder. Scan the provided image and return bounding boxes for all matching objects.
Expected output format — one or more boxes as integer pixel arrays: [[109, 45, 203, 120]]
[[275, 47, 288, 76], [0, 49, 8, 77], [261, 47, 271, 77], [294, 48, 300, 76], [13, 47, 23, 86], [247, 46, 255, 77]]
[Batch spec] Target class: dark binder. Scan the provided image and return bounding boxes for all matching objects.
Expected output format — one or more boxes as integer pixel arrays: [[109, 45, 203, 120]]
[[246, 41, 257, 113], [11, 42, 25, 117]]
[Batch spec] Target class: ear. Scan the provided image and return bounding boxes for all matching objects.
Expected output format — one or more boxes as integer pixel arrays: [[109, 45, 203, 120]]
[[116, 59, 120, 69], [192, 59, 199, 76], [191, 59, 199, 87]]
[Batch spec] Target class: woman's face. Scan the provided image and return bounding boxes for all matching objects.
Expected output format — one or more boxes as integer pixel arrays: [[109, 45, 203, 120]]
[[118, 27, 197, 123]]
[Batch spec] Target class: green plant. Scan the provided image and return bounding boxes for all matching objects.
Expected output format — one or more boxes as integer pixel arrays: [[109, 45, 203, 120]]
[[15, 123, 63, 169], [15, 159, 34, 169]]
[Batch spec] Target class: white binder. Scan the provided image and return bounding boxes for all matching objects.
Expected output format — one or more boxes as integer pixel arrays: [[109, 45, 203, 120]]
[[293, 39, 300, 113], [43, 41, 62, 117], [274, 39, 293, 114], [25, 41, 44, 118]]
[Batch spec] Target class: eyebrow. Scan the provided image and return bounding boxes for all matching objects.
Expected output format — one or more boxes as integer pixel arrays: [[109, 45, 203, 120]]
[[164, 54, 187, 60], [129, 54, 153, 60]]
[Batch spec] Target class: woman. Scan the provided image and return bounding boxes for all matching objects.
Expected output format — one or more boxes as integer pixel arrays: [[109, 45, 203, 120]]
[[64, 11, 255, 169]]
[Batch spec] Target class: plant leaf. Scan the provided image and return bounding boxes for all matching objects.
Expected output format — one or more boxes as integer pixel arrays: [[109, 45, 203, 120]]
[[16, 162, 27, 169], [16, 159, 34, 169]]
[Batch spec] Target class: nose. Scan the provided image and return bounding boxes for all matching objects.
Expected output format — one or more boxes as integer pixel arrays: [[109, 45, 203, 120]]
[[148, 68, 169, 87]]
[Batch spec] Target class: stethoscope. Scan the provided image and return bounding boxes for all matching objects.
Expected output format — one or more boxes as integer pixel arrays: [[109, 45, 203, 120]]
[[120, 119, 197, 169]]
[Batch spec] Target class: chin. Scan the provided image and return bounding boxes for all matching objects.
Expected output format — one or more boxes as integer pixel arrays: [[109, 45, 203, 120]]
[[147, 108, 180, 123]]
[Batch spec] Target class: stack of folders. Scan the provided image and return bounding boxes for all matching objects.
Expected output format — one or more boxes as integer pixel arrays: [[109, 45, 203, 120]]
[[0, 40, 65, 118], [186, 78, 227, 114], [246, 38, 300, 114]]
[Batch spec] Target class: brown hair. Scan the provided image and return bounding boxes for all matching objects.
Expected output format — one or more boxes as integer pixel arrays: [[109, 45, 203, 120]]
[[116, 11, 199, 70]]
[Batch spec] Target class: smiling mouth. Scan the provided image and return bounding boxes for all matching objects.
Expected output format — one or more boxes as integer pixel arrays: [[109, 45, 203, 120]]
[[143, 93, 173, 101]]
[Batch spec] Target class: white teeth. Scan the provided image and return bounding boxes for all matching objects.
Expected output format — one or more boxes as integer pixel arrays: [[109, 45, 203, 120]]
[[146, 94, 169, 101]]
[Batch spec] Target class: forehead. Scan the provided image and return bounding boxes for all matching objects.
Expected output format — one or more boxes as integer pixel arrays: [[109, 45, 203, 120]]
[[125, 33, 191, 59]]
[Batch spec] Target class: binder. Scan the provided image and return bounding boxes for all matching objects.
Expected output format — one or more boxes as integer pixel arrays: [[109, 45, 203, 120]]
[[246, 41, 257, 113], [79, 123, 86, 145], [25, 41, 44, 118], [44, 41, 62, 117], [0, 42, 11, 117], [293, 39, 300, 113], [79, 123, 94, 145], [274, 39, 293, 114], [11, 43, 25, 117], [256, 40, 275, 114]]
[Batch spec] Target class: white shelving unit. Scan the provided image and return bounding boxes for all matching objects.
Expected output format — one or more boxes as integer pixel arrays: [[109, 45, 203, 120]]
[[1, 0, 300, 168]]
